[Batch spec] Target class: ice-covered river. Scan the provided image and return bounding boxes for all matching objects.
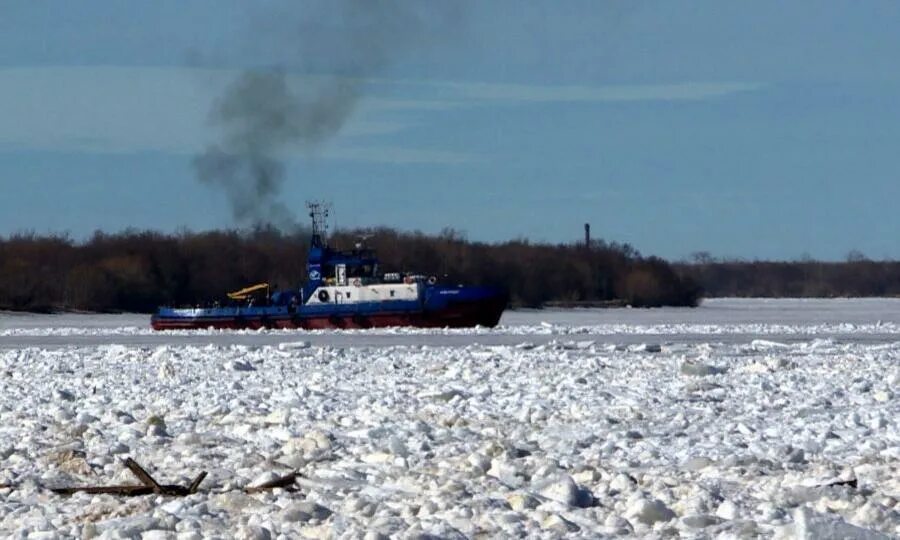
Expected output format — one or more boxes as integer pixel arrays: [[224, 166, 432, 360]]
[[4, 298, 900, 349], [0, 299, 898, 538]]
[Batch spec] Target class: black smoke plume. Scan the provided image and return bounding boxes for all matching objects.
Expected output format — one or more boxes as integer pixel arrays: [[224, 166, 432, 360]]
[[195, 1, 460, 229]]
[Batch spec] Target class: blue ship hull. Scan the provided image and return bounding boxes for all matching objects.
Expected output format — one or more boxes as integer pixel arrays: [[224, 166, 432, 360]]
[[152, 285, 506, 330]]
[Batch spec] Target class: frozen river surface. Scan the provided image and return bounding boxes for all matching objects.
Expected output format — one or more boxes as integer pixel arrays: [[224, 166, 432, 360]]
[[4, 298, 900, 349], [0, 299, 898, 538]]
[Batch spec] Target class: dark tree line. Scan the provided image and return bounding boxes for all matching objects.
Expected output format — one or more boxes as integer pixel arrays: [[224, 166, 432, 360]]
[[675, 255, 900, 297], [0, 228, 700, 312]]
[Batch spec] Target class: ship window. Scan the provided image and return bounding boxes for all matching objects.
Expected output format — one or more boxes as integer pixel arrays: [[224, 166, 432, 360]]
[[346, 292, 351, 299], [390, 290, 395, 297]]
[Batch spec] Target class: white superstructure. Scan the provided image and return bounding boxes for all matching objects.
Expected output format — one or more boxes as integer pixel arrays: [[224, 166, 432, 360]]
[[306, 282, 420, 305]]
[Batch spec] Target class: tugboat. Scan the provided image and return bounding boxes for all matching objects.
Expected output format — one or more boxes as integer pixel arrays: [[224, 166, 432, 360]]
[[151, 203, 507, 330]]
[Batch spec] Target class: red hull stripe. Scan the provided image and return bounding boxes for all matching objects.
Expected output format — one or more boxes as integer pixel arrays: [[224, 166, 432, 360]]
[[152, 303, 505, 331]]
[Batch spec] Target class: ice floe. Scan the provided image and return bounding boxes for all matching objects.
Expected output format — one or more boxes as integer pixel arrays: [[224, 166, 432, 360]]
[[0, 334, 897, 537]]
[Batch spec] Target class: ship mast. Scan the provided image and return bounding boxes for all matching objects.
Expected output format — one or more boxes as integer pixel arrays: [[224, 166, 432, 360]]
[[307, 201, 331, 248]]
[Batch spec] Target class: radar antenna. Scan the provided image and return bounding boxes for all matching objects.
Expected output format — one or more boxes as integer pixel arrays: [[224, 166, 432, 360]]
[[307, 201, 332, 248]]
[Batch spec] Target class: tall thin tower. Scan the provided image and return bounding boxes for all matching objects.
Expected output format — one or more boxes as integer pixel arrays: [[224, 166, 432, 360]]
[[307, 201, 332, 248]]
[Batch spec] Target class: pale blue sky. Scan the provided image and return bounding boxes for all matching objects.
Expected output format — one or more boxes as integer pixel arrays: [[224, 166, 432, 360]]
[[1, 1, 899, 260]]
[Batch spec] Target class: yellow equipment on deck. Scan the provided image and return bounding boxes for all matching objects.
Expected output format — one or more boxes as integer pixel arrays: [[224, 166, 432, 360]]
[[226, 283, 270, 301]]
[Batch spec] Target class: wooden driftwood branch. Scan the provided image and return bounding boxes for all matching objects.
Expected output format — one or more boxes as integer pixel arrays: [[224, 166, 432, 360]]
[[123, 458, 163, 491], [49, 457, 207, 497], [188, 472, 208, 494], [822, 478, 857, 489], [11, 456, 296, 497], [49, 484, 155, 496]]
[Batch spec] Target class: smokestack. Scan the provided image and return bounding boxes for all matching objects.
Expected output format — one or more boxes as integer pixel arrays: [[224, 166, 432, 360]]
[[584, 223, 591, 249]]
